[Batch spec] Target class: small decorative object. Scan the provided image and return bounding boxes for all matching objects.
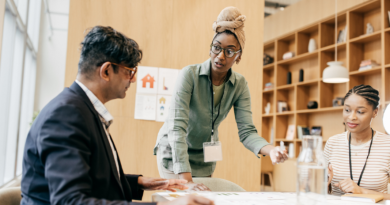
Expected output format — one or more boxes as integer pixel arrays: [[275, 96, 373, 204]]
[[285, 124, 296, 140], [264, 82, 274, 90], [297, 125, 310, 139], [282, 51, 295, 60], [366, 23, 374, 35], [388, 11, 390, 27], [359, 59, 379, 71], [287, 71, 292, 84], [308, 38, 317, 53], [288, 143, 295, 158], [265, 102, 271, 114], [310, 126, 322, 136], [307, 101, 318, 109], [299, 69, 304, 82], [332, 97, 344, 107], [278, 101, 288, 113], [263, 53, 274, 65], [337, 26, 347, 43]]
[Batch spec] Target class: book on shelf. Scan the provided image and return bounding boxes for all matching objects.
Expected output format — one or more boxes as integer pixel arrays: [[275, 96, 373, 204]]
[[285, 124, 295, 140], [297, 125, 310, 139], [277, 101, 288, 113], [264, 82, 274, 90], [310, 126, 322, 136], [337, 26, 347, 43], [359, 59, 379, 71], [341, 194, 383, 203]]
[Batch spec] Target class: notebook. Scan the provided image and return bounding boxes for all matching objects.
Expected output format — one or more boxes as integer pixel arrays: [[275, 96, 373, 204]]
[[341, 194, 384, 203]]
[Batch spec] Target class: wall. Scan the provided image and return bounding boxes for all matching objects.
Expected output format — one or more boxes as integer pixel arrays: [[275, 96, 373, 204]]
[[34, 2, 68, 111], [65, 0, 264, 200], [264, 0, 370, 42]]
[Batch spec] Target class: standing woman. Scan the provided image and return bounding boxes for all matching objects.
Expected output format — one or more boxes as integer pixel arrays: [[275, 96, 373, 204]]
[[325, 85, 390, 198], [153, 6, 288, 187]]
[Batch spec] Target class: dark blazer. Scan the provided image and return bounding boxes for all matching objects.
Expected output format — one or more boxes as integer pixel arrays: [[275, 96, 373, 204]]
[[21, 82, 156, 205]]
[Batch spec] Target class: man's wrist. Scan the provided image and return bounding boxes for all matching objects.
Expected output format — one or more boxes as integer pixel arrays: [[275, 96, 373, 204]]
[[137, 176, 143, 185]]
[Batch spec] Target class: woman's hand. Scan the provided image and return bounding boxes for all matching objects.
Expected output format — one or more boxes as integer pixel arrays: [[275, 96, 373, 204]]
[[327, 163, 333, 186], [185, 182, 212, 192], [334, 178, 363, 194], [158, 194, 214, 205], [138, 177, 188, 192], [269, 146, 288, 165]]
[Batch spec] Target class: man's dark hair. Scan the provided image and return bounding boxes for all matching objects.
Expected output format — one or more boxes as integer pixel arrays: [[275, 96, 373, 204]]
[[78, 26, 142, 77], [344, 84, 380, 109]]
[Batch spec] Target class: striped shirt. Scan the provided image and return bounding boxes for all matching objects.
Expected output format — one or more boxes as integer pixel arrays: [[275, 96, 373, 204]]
[[324, 131, 390, 195]]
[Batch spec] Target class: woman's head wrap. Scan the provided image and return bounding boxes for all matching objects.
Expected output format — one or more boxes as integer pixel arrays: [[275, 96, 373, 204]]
[[212, 6, 246, 50]]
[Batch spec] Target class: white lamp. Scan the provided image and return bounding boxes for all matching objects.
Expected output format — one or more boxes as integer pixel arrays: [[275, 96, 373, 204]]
[[323, 61, 349, 83], [383, 104, 390, 134], [322, 0, 349, 84]]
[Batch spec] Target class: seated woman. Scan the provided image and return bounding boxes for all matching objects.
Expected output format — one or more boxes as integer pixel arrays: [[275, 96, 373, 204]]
[[325, 84, 390, 198]]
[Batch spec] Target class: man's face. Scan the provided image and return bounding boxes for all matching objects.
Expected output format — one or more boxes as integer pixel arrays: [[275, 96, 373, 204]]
[[109, 64, 136, 99]]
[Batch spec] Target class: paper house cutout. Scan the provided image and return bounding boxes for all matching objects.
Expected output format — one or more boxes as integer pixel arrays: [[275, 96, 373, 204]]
[[142, 74, 155, 88], [159, 97, 166, 104]]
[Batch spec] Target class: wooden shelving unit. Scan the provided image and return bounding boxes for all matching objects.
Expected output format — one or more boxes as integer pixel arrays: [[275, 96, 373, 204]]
[[261, 0, 387, 159]]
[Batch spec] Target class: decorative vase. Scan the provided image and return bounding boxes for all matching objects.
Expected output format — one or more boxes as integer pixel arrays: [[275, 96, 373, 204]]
[[308, 38, 317, 53]]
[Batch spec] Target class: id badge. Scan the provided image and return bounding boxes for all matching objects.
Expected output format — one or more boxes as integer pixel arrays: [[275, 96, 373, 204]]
[[203, 141, 223, 162]]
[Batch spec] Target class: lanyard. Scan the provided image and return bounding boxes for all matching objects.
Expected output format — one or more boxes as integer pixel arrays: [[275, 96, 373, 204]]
[[209, 79, 225, 142], [348, 128, 374, 186]]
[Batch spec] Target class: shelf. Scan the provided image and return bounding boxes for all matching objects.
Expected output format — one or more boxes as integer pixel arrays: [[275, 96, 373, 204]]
[[263, 89, 274, 93], [297, 79, 319, 86], [349, 66, 381, 76], [276, 111, 294, 116], [262, 114, 274, 118], [275, 139, 294, 142], [296, 107, 343, 114], [277, 51, 318, 66], [321, 42, 346, 52], [277, 84, 294, 90], [350, 31, 381, 44], [263, 63, 274, 70]]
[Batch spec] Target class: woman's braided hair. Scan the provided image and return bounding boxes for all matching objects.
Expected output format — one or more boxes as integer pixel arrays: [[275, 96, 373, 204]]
[[344, 84, 380, 109]]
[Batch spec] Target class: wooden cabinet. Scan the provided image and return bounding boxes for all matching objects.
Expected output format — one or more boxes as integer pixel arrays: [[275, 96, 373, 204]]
[[261, 0, 386, 168]]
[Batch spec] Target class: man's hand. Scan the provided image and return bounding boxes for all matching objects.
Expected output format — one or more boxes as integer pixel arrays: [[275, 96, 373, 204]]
[[138, 177, 188, 192], [334, 178, 363, 194], [158, 194, 214, 205], [269, 146, 288, 165]]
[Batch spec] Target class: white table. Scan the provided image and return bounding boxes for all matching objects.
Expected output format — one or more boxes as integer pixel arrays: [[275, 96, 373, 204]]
[[152, 192, 387, 205]]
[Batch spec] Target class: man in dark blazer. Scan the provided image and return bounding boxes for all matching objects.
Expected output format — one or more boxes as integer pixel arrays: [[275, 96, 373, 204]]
[[20, 26, 214, 205]]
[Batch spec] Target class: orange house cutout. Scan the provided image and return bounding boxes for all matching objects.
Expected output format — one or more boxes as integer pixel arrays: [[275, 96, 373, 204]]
[[141, 74, 155, 88]]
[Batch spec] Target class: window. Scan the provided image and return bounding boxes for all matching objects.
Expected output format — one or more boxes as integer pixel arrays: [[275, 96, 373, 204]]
[[0, 0, 42, 187]]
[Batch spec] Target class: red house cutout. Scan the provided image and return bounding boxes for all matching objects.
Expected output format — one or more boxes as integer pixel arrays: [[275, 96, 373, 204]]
[[141, 74, 155, 88]]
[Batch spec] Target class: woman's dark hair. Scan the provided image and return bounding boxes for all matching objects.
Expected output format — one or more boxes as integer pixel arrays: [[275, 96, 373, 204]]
[[344, 84, 380, 109], [78, 26, 142, 77]]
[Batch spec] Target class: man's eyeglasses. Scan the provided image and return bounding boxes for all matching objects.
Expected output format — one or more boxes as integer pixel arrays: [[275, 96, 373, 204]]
[[110, 62, 137, 79], [210, 44, 241, 58]]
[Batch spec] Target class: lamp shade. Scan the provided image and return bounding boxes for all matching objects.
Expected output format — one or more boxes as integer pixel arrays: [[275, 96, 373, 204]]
[[322, 61, 349, 83]]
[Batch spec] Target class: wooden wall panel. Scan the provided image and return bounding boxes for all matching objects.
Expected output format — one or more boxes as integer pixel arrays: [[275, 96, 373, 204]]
[[66, 0, 264, 200], [264, 0, 369, 42]]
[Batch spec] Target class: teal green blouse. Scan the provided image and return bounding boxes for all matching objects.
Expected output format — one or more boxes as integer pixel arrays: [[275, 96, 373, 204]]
[[153, 58, 270, 176]]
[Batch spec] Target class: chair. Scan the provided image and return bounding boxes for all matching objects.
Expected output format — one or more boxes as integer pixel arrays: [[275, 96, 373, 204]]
[[261, 156, 275, 191], [192, 178, 245, 192], [0, 187, 22, 205]]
